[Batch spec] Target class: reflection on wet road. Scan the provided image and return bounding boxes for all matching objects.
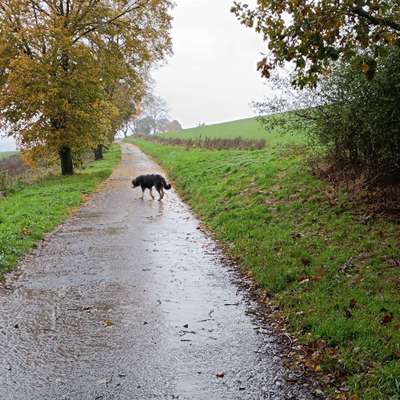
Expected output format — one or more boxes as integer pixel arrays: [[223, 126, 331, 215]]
[[0, 144, 315, 399]]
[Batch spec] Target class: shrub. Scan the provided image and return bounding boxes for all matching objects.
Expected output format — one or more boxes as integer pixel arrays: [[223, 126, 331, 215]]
[[140, 135, 266, 151], [313, 47, 400, 183]]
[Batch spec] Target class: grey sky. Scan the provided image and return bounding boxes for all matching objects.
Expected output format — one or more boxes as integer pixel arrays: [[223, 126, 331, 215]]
[[153, 0, 269, 128], [0, 136, 15, 152]]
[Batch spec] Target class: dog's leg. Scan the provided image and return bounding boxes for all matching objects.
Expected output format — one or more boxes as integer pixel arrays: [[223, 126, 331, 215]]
[[150, 188, 155, 200], [159, 188, 164, 201], [140, 187, 145, 199]]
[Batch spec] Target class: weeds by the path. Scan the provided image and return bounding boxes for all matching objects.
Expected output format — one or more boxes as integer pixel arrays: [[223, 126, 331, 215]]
[[0, 145, 121, 277]]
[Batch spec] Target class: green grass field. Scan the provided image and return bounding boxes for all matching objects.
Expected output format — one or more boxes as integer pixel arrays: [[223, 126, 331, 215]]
[[0, 151, 18, 160], [0, 145, 120, 277], [127, 122, 400, 400], [163, 116, 308, 146]]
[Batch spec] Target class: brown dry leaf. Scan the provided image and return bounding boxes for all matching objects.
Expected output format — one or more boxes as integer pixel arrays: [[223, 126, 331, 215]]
[[102, 319, 114, 327], [22, 227, 32, 236], [380, 313, 393, 325], [361, 63, 370, 73]]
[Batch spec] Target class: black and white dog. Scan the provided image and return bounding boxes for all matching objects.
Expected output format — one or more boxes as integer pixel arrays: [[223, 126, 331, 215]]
[[131, 174, 172, 200]]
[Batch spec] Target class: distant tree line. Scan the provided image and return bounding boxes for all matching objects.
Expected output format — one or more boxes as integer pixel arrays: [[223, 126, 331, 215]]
[[123, 94, 182, 136]]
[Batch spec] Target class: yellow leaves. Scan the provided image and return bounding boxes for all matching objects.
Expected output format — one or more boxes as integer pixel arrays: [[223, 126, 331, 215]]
[[0, 0, 173, 172], [361, 63, 370, 73], [21, 149, 39, 168], [381, 31, 396, 44], [232, 0, 400, 87]]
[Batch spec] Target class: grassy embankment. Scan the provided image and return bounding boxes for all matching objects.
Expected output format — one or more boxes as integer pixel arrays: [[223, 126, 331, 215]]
[[0, 151, 18, 160], [0, 145, 121, 277], [127, 119, 400, 400]]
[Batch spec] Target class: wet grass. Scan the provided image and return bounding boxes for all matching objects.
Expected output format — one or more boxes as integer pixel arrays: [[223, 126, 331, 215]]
[[0, 145, 121, 277], [126, 133, 400, 400]]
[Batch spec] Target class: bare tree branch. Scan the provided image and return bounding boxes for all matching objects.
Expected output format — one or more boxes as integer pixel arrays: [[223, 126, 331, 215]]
[[29, 0, 51, 17], [72, 0, 147, 43], [350, 6, 400, 32]]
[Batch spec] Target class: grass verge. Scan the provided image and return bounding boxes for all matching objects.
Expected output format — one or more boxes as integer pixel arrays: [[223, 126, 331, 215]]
[[0, 151, 18, 160], [127, 136, 400, 400], [0, 144, 121, 277]]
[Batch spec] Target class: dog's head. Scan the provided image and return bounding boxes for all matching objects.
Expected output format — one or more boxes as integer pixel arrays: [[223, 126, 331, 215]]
[[131, 178, 139, 188]]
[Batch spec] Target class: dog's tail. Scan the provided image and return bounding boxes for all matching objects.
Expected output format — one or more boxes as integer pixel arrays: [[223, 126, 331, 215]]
[[161, 177, 172, 190]]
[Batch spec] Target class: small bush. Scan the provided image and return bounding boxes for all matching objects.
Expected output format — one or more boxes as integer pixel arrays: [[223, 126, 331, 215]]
[[0, 154, 29, 177], [140, 135, 266, 150], [313, 47, 400, 183]]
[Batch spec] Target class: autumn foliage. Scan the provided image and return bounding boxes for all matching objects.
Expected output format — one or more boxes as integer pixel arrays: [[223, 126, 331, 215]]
[[232, 1, 400, 86], [0, 0, 173, 174]]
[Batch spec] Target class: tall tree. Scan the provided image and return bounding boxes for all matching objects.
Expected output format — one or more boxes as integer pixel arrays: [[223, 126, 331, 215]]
[[232, 1, 400, 86], [0, 0, 172, 174], [141, 94, 170, 134]]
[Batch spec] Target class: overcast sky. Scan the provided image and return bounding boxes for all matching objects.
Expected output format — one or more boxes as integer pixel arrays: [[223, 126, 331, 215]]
[[152, 0, 269, 128]]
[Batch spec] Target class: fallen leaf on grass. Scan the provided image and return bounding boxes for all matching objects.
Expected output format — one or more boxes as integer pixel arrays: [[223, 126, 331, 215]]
[[380, 313, 393, 325], [102, 320, 113, 327], [22, 227, 32, 236], [314, 365, 321, 372], [349, 298, 357, 309]]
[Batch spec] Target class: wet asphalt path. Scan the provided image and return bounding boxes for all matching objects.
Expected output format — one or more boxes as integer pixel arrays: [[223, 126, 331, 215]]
[[0, 144, 315, 400]]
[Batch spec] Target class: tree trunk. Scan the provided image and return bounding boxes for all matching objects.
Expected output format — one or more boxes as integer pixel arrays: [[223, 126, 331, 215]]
[[59, 146, 73, 175], [94, 144, 103, 160]]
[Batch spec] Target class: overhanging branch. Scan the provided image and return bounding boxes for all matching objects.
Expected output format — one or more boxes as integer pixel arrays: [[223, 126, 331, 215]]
[[350, 6, 400, 32], [72, 0, 147, 43]]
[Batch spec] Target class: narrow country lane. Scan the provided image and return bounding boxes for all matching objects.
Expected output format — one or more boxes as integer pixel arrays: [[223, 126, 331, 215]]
[[0, 144, 316, 400]]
